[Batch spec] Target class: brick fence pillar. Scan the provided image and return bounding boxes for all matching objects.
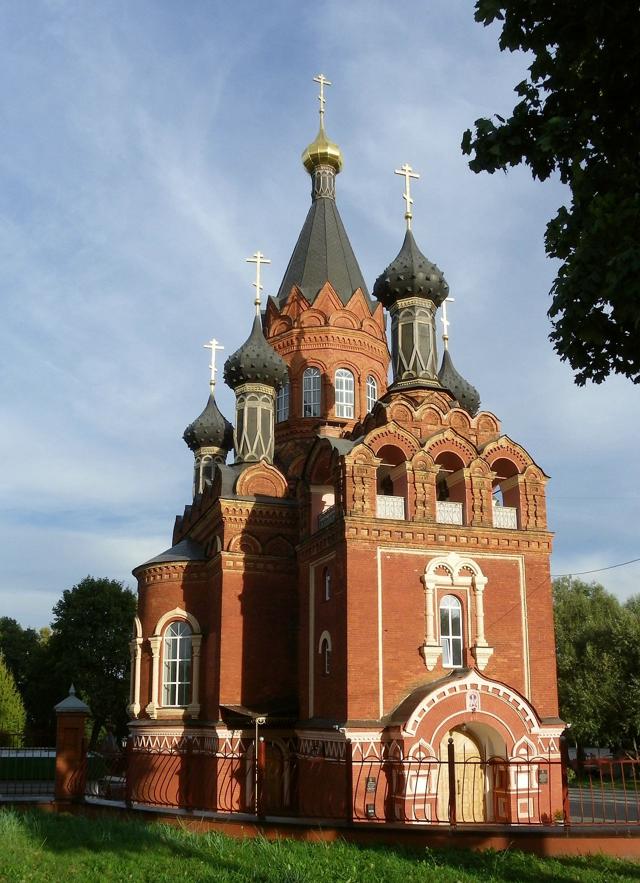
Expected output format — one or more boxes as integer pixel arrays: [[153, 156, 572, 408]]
[[54, 684, 90, 802]]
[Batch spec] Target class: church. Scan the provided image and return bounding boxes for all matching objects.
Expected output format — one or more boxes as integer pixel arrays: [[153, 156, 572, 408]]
[[126, 78, 565, 825]]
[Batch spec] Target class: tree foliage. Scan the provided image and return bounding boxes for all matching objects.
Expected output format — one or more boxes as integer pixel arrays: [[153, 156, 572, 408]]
[[49, 576, 137, 746], [0, 652, 26, 736], [553, 577, 640, 749], [462, 1, 640, 385]]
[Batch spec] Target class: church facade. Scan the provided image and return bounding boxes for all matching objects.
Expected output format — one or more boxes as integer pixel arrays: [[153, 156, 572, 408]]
[[127, 83, 564, 825]]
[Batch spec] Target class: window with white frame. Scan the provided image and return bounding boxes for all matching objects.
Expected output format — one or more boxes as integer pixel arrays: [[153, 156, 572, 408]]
[[440, 595, 463, 668], [366, 375, 378, 412], [276, 379, 290, 422], [163, 621, 192, 706], [302, 367, 321, 417], [335, 368, 355, 419], [319, 634, 332, 675]]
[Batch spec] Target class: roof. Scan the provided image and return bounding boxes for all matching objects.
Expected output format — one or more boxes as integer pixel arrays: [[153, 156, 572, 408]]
[[136, 538, 206, 569], [275, 196, 374, 311]]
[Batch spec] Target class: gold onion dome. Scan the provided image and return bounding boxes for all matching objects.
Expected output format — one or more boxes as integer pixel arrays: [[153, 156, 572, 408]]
[[301, 122, 343, 173]]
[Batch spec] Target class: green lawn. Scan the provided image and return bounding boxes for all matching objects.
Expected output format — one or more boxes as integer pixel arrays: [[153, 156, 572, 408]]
[[1, 808, 640, 882]]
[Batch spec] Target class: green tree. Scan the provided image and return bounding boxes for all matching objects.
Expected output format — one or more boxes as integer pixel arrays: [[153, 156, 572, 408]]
[[0, 618, 41, 694], [553, 577, 640, 751], [49, 576, 137, 747], [0, 652, 26, 738], [462, 2, 640, 385]]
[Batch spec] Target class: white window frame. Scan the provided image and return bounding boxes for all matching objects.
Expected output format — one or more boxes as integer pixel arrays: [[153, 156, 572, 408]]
[[276, 379, 290, 422], [366, 375, 378, 412], [318, 630, 332, 676], [303, 367, 321, 417], [440, 594, 463, 668], [146, 607, 202, 720], [162, 620, 192, 707], [335, 368, 355, 419], [323, 567, 332, 601]]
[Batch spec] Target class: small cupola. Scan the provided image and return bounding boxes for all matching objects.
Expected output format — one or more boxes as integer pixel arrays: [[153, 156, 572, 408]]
[[184, 337, 233, 496], [224, 253, 288, 464], [373, 164, 447, 388]]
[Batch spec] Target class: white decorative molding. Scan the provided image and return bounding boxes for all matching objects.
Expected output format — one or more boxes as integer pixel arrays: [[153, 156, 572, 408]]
[[472, 644, 494, 671], [147, 608, 203, 720], [421, 642, 443, 671], [376, 495, 405, 520]]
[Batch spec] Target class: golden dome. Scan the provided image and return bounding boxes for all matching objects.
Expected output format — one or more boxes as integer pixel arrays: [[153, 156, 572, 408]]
[[301, 123, 343, 173]]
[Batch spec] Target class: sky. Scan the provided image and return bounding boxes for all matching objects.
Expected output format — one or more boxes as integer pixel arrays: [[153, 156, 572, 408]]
[[1, 0, 638, 628]]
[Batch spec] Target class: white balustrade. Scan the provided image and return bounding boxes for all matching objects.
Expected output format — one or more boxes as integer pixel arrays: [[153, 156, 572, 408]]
[[435, 500, 463, 525], [492, 505, 518, 529], [376, 495, 405, 520]]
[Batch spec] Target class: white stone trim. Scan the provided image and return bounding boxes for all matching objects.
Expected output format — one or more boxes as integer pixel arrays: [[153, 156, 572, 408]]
[[146, 607, 202, 720], [128, 615, 143, 718]]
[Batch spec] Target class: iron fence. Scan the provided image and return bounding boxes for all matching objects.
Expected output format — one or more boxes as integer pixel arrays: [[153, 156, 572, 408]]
[[78, 735, 640, 828], [0, 732, 55, 798]]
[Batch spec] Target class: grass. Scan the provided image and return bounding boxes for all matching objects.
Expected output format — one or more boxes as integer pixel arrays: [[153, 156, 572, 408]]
[[1, 810, 640, 882]]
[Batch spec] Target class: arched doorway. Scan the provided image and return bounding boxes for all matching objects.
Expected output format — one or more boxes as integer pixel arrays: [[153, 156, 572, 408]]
[[436, 728, 485, 823]]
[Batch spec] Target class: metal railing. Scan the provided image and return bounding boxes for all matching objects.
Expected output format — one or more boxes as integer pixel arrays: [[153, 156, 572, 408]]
[[376, 495, 405, 520], [76, 735, 640, 828], [0, 732, 55, 798], [436, 500, 463, 525]]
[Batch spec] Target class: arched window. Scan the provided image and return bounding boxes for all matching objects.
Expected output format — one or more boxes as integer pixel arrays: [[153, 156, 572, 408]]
[[163, 621, 192, 706], [335, 368, 355, 419], [440, 595, 463, 668], [276, 379, 290, 422], [366, 375, 378, 413], [302, 367, 321, 417], [319, 631, 332, 676]]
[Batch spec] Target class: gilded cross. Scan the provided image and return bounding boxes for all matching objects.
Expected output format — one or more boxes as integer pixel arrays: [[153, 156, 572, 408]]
[[394, 163, 420, 230], [246, 251, 271, 314], [313, 73, 332, 122], [204, 338, 224, 391], [440, 297, 455, 350]]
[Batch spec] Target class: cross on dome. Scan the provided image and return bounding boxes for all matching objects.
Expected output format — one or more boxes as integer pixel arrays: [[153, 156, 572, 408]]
[[313, 73, 332, 122], [440, 296, 455, 350], [203, 338, 224, 391], [394, 163, 420, 230], [246, 251, 271, 314]]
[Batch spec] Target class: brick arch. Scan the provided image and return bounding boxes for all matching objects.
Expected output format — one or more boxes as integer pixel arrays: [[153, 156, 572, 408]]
[[270, 318, 292, 336], [227, 533, 262, 554], [263, 535, 295, 557], [447, 408, 472, 434], [363, 421, 420, 460], [482, 436, 535, 474], [469, 456, 493, 478], [387, 401, 416, 425], [401, 671, 541, 755], [410, 449, 435, 471], [235, 462, 288, 498], [298, 309, 326, 328], [361, 317, 382, 336], [328, 311, 359, 330], [424, 430, 478, 466]]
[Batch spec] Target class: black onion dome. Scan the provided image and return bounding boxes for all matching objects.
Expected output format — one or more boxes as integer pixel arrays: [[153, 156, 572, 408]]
[[183, 392, 233, 452], [223, 315, 289, 390], [373, 229, 449, 309], [438, 349, 481, 417]]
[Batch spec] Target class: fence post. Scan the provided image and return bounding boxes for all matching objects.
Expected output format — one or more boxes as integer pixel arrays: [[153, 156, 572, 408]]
[[124, 737, 133, 808], [447, 736, 457, 826], [559, 733, 571, 826], [54, 684, 90, 802]]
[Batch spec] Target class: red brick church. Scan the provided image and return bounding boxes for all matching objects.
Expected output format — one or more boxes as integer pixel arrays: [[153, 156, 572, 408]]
[[127, 81, 564, 825]]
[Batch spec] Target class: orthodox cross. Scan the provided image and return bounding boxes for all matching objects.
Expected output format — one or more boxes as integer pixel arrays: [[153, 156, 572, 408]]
[[246, 251, 271, 314], [440, 296, 455, 350], [313, 73, 332, 124], [394, 163, 420, 230], [204, 337, 224, 391]]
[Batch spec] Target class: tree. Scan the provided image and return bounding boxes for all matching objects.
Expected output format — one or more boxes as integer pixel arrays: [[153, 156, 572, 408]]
[[553, 577, 640, 750], [48, 576, 137, 747], [0, 652, 26, 738], [462, 2, 640, 385], [0, 618, 42, 694]]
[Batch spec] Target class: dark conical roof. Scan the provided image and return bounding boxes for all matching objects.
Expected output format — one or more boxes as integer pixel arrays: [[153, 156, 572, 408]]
[[276, 196, 373, 310], [373, 229, 449, 309], [183, 391, 233, 453], [438, 349, 481, 417], [223, 315, 289, 390]]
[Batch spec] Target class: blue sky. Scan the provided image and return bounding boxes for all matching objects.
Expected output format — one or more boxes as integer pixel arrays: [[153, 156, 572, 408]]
[[1, 0, 638, 627]]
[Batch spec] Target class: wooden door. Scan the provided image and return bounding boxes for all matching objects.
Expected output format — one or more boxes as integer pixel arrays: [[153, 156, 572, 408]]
[[436, 730, 485, 823]]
